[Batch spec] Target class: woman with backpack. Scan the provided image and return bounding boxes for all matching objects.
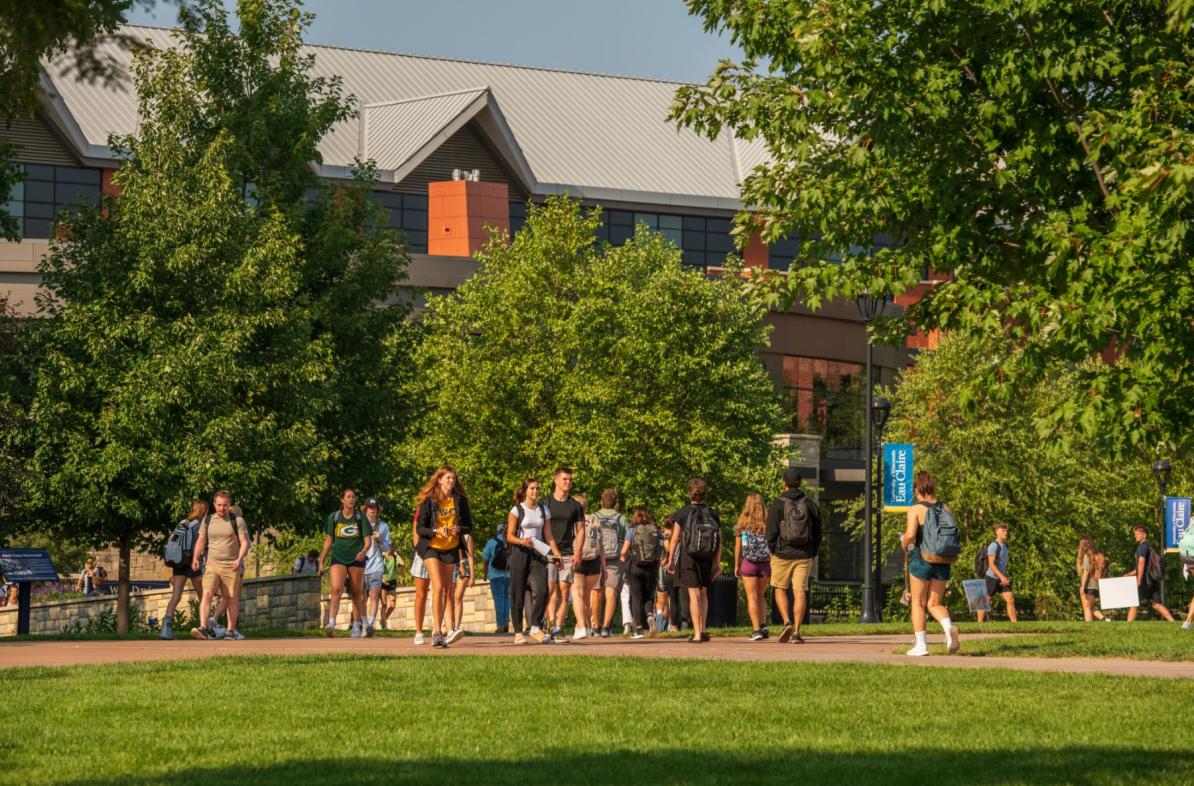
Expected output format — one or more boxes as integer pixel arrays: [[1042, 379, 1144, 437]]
[[619, 506, 663, 638], [414, 466, 473, 649], [899, 471, 959, 656], [160, 498, 207, 640], [1075, 537, 1107, 622], [506, 478, 563, 644], [569, 493, 602, 641], [319, 488, 374, 638], [482, 528, 511, 633], [734, 493, 771, 641]]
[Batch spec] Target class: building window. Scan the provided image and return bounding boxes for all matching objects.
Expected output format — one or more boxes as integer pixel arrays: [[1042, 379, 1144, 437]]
[[594, 208, 734, 270], [370, 191, 427, 252], [509, 201, 526, 237], [781, 355, 868, 461], [11, 164, 102, 239], [769, 235, 801, 271]]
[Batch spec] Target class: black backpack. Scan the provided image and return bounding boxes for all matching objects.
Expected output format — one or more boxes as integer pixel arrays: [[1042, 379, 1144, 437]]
[[491, 538, 509, 571], [1145, 546, 1164, 583], [683, 505, 720, 559], [632, 525, 661, 564], [779, 496, 812, 548], [514, 503, 549, 538], [973, 542, 995, 579]]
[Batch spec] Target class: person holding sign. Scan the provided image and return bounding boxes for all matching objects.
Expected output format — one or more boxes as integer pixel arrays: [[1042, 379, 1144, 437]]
[[1124, 526, 1175, 622], [900, 472, 960, 656]]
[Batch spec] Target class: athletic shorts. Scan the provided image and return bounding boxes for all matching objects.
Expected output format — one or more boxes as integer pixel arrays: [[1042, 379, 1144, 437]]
[[677, 553, 714, 589], [769, 556, 811, 590], [1083, 586, 1099, 598], [908, 552, 951, 582], [575, 557, 601, 577], [332, 558, 366, 569], [985, 576, 1012, 596], [171, 562, 201, 579], [602, 559, 624, 589], [548, 558, 574, 585], [381, 581, 397, 592], [739, 558, 771, 579], [363, 571, 383, 591], [1138, 580, 1162, 605], [416, 542, 458, 565]]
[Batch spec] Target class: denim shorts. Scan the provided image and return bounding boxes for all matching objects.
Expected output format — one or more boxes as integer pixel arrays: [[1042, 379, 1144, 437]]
[[363, 571, 383, 591], [908, 551, 951, 582]]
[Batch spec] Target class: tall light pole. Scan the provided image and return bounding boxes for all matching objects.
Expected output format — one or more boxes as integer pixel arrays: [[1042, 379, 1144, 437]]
[[872, 396, 892, 617], [1153, 459, 1172, 603], [855, 291, 888, 624]]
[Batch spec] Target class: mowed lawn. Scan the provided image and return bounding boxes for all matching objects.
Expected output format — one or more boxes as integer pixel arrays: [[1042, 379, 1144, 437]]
[[2, 655, 1192, 785], [944, 621, 1194, 661]]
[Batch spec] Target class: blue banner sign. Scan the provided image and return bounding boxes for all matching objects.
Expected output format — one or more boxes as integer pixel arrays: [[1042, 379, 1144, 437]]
[[883, 443, 914, 511], [1166, 496, 1191, 552]]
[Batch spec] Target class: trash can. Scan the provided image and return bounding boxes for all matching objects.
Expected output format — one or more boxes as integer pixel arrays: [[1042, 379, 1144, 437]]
[[706, 577, 738, 627]]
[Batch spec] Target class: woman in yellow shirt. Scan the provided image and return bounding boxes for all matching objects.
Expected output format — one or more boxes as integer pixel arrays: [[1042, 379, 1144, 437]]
[[414, 466, 474, 648]]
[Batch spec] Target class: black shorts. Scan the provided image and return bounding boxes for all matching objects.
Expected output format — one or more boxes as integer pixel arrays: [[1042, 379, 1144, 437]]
[[985, 576, 1012, 596], [332, 559, 367, 569], [1083, 586, 1100, 598], [381, 581, 397, 592], [575, 558, 601, 576], [677, 553, 715, 589], [1139, 580, 1162, 605], [171, 563, 201, 579], [416, 542, 459, 565]]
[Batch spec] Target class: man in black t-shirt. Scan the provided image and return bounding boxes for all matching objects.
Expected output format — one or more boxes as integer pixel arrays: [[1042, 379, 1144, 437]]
[[667, 478, 721, 643], [1125, 525, 1175, 622], [544, 466, 584, 639]]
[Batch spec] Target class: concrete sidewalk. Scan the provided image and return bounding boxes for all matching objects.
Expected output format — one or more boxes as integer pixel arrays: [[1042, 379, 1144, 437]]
[[2, 633, 1192, 679]]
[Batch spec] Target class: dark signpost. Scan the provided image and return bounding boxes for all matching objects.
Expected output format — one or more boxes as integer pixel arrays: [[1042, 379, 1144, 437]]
[[0, 548, 60, 635]]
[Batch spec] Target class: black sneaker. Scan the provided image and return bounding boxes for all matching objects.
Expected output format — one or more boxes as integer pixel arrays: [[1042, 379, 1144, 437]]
[[432, 632, 446, 648], [750, 630, 764, 641], [701, 632, 710, 642], [760, 626, 770, 640], [777, 623, 794, 643], [687, 635, 704, 643], [600, 627, 611, 638], [791, 633, 805, 644]]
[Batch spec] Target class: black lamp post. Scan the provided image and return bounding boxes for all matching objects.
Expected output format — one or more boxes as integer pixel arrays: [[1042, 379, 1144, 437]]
[[1153, 459, 1172, 602], [855, 291, 888, 623], [872, 396, 892, 615]]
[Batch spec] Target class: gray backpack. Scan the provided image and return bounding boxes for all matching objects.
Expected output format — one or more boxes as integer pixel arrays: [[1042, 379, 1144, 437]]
[[919, 502, 961, 564], [597, 512, 622, 559], [580, 515, 601, 560]]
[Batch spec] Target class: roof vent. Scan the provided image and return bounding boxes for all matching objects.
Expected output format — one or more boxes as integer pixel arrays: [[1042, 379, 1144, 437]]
[[451, 168, 481, 182]]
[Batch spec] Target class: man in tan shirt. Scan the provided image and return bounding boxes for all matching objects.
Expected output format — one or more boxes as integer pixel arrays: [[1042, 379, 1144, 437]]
[[190, 490, 250, 640]]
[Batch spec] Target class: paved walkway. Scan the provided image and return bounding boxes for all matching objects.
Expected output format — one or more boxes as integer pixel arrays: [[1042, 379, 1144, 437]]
[[2, 633, 1192, 678]]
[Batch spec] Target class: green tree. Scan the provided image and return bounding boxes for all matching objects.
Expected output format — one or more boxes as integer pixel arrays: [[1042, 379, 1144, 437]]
[[672, 0, 1194, 456], [20, 0, 412, 631], [0, 1, 160, 240], [405, 196, 784, 556], [842, 333, 1193, 617]]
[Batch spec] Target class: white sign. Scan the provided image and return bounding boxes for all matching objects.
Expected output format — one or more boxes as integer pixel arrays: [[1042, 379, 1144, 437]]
[[962, 579, 990, 613], [1098, 576, 1140, 610]]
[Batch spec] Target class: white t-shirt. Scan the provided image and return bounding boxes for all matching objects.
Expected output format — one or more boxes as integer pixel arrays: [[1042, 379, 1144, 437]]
[[511, 502, 548, 541]]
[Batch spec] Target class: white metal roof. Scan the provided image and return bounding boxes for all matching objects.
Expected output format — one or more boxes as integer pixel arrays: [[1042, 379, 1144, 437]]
[[42, 25, 761, 210]]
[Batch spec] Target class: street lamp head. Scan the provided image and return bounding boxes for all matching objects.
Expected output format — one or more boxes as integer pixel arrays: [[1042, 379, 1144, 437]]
[[854, 290, 889, 324], [1152, 459, 1172, 494], [872, 396, 892, 433]]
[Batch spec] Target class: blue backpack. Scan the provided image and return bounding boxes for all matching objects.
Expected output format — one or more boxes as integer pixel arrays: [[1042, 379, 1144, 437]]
[[919, 502, 961, 564]]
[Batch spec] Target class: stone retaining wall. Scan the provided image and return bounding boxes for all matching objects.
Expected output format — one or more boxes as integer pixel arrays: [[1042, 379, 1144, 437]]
[[0, 574, 321, 636], [321, 580, 499, 633]]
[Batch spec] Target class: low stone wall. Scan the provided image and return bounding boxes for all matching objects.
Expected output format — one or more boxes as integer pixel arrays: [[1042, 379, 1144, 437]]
[[0, 574, 321, 636], [321, 580, 500, 633]]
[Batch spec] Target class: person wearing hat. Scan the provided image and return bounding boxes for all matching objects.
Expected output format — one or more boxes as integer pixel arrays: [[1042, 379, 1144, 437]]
[[765, 468, 821, 644], [361, 497, 392, 637]]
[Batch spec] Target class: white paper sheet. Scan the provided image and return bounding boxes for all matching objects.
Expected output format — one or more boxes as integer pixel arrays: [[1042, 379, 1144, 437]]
[[1098, 576, 1140, 610]]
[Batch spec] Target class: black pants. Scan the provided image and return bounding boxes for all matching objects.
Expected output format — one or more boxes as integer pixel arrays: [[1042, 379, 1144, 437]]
[[668, 577, 691, 628], [509, 547, 547, 632], [627, 560, 657, 630]]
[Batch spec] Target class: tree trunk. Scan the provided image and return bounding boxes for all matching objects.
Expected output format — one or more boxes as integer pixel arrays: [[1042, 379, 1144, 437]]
[[117, 531, 131, 634]]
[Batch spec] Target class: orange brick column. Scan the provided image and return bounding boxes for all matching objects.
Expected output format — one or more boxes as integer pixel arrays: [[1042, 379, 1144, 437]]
[[428, 180, 510, 257], [742, 231, 768, 269]]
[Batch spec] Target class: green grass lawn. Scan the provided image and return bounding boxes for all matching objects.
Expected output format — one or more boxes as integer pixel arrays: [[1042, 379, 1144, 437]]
[[934, 621, 1194, 661], [2, 655, 1192, 785]]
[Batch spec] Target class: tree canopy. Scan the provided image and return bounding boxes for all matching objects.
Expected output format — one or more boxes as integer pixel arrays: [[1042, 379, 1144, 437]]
[[673, 0, 1194, 458], [404, 197, 784, 551]]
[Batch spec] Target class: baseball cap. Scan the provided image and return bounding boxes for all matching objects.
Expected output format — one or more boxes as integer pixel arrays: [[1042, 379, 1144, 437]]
[[364, 497, 379, 508]]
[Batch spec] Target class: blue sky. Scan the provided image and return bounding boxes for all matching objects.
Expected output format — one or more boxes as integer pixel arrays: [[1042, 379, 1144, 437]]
[[127, 0, 744, 83]]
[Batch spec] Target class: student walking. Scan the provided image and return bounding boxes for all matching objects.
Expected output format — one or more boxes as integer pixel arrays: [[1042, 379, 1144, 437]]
[[293, 549, 321, 575], [161, 498, 207, 640], [900, 472, 960, 656], [734, 493, 771, 641], [570, 493, 602, 641], [593, 493, 628, 638], [362, 498, 392, 637], [1075, 537, 1107, 622], [318, 488, 373, 638], [1125, 526, 1175, 622], [766, 470, 820, 644], [545, 467, 584, 641], [660, 515, 689, 632], [620, 507, 663, 638], [447, 534, 475, 643], [380, 549, 401, 630], [977, 523, 1017, 623], [482, 528, 512, 633], [668, 479, 722, 643], [506, 479, 564, 644], [414, 467, 473, 648], [189, 491, 250, 641]]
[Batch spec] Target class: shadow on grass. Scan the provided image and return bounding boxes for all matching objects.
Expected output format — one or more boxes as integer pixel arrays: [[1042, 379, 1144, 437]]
[[57, 748, 1194, 786]]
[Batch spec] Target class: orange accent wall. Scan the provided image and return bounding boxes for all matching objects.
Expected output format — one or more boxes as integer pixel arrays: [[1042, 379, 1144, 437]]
[[428, 180, 510, 257], [101, 168, 121, 196], [742, 231, 768, 269]]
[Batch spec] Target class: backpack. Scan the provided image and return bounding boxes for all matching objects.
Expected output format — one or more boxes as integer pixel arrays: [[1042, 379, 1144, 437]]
[[683, 505, 721, 559], [973, 542, 996, 579], [1178, 527, 1194, 566], [580, 515, 601, 561], [514, 502, 549, 538], [162, 520, 196, 567], [919, 502, 961, 564], [741, 531, 770, 563], [597, 512, 623, 559], [490, 538, 509, 571], [779, 496, 813, 548], [1145, 546, 1164, 582], [632, 525, 662, 564]]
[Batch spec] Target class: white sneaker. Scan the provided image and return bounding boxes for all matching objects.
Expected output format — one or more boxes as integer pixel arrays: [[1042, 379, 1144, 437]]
[[351, 623, 362, 639], [622, 623, 633, 637], [529, 627, 545, 643], [225, 629, 244, 641], [906, 644, 930, 657], [1182, 621, 1192, 630], [572, 627, 589, 641], [210, 622, 227, 639], [324, 623, 335, 638], [631, 630, 645, 640], [413, 632, 425, 645], [446, 628, 464, 645], [159, 622, 174, 640], [945, 627, 960, 654]]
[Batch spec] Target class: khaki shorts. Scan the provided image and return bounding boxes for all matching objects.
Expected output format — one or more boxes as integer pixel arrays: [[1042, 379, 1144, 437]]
[[202, 561, 241, 597], [548, 559, 575, 585], [769, 556, 812, 591], [602, 560, 624, 590]]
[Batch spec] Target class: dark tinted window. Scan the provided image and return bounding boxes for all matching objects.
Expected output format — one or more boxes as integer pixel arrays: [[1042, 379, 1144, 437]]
[[15, 164, 103, 239], [369, 191, 428, 252]]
